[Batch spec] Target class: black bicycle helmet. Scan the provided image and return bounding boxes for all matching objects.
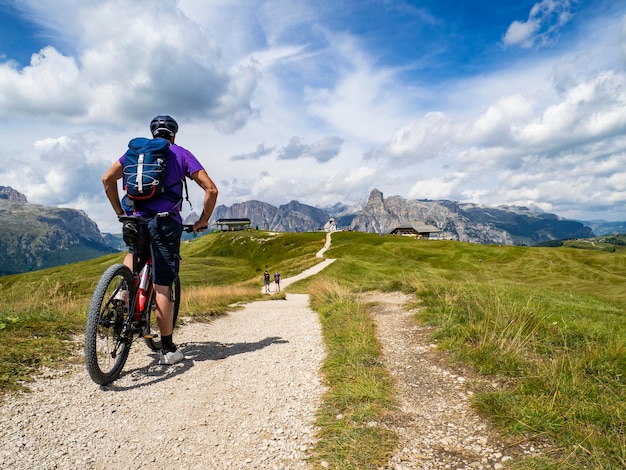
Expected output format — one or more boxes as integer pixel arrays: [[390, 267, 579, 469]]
[[150, 115, 179, 137]]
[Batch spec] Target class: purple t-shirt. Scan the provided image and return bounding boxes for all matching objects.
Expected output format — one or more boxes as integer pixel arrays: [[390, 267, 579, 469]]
[[119, 142, 204, 224]]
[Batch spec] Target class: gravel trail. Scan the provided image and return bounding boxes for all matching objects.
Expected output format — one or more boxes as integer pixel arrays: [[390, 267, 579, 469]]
[[0, 292, 326, 469]]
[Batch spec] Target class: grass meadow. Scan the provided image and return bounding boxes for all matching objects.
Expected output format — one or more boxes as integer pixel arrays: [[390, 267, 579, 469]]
[[1, 230, 624, 468]]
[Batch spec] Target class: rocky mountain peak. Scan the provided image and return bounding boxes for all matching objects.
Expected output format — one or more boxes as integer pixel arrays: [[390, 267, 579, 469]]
[[366, 188, 385, 206], [0, 186, 28, 203]]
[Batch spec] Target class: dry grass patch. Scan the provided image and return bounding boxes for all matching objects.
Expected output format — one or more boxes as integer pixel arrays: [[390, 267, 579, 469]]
[[180, 284, 261, 318]]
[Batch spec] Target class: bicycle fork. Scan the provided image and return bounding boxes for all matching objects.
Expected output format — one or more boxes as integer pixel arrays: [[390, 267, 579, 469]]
[[136, 262, 151, 319], [133, 262, 155, 338]]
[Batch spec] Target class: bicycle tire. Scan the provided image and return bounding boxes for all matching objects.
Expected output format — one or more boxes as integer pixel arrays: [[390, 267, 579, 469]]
[[143, 276, 181, 351], [85, 264, 135, 385]]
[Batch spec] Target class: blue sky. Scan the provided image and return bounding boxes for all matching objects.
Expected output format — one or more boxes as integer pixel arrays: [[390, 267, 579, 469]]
[[0, 0, 625, 232]]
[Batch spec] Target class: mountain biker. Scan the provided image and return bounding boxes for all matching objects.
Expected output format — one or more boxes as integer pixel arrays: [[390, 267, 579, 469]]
[[102, 115, 218, 365]]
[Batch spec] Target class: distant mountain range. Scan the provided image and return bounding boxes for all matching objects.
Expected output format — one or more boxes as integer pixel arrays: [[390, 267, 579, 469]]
[[1, 185, 624, 276], [210, 188, 604, 245]]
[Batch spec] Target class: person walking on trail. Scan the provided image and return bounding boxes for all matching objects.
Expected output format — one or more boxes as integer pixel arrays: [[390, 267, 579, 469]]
[[102, 115, 218, 365], [264, 270, 271, 293], [274, 271, 281, 292]]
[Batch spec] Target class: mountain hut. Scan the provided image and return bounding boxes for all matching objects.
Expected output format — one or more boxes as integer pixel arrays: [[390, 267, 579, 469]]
[[390, 221, 442, 239]]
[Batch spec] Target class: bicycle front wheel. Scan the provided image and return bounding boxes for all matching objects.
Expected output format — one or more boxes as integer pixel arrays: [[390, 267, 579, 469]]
[[144, 276, 181, 351], [85, 264, 135, 385]]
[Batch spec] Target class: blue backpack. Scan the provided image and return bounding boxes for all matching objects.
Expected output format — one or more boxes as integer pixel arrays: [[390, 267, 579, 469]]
[[122, 137, 171, 201]]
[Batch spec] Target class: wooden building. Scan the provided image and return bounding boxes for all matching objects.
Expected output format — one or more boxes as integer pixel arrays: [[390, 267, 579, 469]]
[[390, 221, 442, 239]]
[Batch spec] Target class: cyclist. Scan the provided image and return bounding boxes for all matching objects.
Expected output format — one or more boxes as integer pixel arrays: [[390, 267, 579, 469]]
[[102, 115, 218, 365]]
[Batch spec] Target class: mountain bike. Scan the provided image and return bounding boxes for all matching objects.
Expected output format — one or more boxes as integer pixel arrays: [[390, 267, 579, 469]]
[[84, 216, 200, 385]]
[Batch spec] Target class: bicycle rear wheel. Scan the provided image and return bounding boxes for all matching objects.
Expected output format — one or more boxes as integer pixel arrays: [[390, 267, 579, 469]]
[[143, 276, 181, 351], [85, 264, 135, 385]]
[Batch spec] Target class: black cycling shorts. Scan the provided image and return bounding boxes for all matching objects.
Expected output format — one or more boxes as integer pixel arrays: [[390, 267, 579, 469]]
[[146, 216, 183, 286]]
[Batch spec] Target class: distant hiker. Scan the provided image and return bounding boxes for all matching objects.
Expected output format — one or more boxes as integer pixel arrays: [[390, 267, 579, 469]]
[[102, 115, 218, 365], [264, 270, 271, 293], [274, 271, 281, 292]]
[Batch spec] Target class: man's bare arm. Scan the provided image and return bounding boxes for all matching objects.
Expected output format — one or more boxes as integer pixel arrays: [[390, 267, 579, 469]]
[[190, 169, 218, 232], [102, 161, 124, 216]]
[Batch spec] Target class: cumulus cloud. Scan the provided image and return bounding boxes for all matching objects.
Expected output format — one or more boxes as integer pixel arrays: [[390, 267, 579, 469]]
[[0, 47, 87, 117], [0, 0, 258, 130], [503, 0, 574, 48], [516, 71, 626, 149], [377, 68, 626, 166], [0, 134, 109, 206]]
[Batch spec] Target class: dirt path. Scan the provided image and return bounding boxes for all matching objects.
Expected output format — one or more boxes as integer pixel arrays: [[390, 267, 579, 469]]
[[361, 292, 547, 469]]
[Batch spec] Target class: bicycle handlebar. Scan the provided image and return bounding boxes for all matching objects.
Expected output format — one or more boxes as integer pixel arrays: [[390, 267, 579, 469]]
[[119, 216, 207, 234], [183, 224, 207, 233]]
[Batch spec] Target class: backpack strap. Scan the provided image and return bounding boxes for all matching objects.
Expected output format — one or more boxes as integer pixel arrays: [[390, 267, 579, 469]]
[[140, 177, 191, 214], [164, 177, 192, 210]]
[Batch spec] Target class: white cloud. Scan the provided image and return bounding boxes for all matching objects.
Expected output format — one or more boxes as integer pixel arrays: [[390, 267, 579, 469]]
[[377, 112, 455, 164], [504, 0, 574, 48], [0, 47, 86, 117], [516, 71, 626, 149], [0, 133, 112, 232], [377, 67, 626, 168], [408, 173, 467, 201], [470, 94, 536, 146], [503, 20, 539, 48], [344, 166, 375, 185], [304, 33, 417, 145], [257, 0, 318, 46]]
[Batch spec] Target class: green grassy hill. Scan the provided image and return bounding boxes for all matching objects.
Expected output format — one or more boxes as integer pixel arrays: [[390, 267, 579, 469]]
[[1, 231, 624, 468]]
